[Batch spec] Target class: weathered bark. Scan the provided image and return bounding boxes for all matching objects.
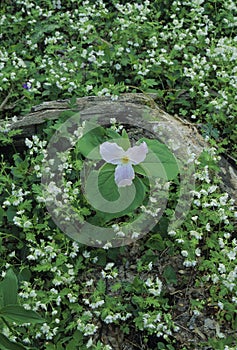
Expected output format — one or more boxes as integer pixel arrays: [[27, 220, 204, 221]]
[[3, 93, 237, 201]]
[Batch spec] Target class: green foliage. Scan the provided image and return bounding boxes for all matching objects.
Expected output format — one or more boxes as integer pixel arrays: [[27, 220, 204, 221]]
[[0, 333, 26, 350], [0, 269, 44, 350], [0, 269, 18, 308], [95, 167, 146, 222], [0, 305, 44, 325], [0, 0, 236, 157], [0, 1, 237, 349], [76, 123, 105, 159], [136, 138, 179, 181], [163, 265, 177, 286], [0, 129, 22, 146]]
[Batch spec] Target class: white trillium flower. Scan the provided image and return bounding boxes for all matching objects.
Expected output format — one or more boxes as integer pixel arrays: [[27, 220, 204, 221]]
[[99, 141, 148, 187]]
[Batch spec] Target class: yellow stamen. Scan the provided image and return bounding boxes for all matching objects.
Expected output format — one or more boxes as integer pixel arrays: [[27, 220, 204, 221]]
[[121, 156, 129, 164]]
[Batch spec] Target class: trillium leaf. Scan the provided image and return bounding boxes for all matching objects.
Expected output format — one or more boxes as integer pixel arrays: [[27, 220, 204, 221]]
[[76, 122, 105, 159], [111, 137, 131, 151], [0, 305, 44, 324], [98, 163, 120, 202], [106, 128, 131, 150], [106, 129, 121, 139], [96, 172, 146, 223], [136, 138, 179, 180]]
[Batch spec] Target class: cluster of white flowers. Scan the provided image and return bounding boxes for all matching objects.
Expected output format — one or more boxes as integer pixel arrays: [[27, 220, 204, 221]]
[[101, 262, 118, 279], [25, 135, 47, 155], [69, 241, 80, 258], [3, 183, 30, 207], [19, 282, 47, 313], [13, 213, 32, 228], [103, 312, 132, 324], [38, 323, 58, 340], [140, 312, 176, 338], [1, 1, 237, 348], [170, 146, 237, 311], [77, 318, 98, 336], [145, 277, 163, 297]]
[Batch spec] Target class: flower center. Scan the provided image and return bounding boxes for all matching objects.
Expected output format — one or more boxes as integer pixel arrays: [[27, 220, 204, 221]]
[[121, 156, 130, 164]]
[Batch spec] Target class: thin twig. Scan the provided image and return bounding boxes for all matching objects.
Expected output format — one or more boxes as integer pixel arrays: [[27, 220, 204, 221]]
[[0, 88, 13, 112]]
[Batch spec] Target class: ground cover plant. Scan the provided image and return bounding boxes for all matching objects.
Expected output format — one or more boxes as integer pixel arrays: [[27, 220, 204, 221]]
[[0, 0, 237, 349]]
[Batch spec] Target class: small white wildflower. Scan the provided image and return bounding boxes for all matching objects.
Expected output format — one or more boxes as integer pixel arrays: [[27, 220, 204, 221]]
[[145, 277, 153, 287], [218, 264, 226, 274], [193, 199, 201, 206], [12, 116, 18, 123], [148, 262, 153, 271], [82, 251, 90, 258], [29, 290, 37, 298], [102, 242, 112, 249], [195, 248, 201, 257], [13, 216, 22, 227], [104, 315, 114, 324], [85, 85, 93, 92], [34, 165, 41, 171], [47, 182, 62, 196], [67, 293, 77, 303], [227, 251, 236, 261], [131, 232, 140, 239], [232, 296, 237, 304], [56, 296, 61, 306], [25, 138, 33, 148], [181, 250, 188, 257], [86, 337, 93, 348], [90, 300, 105, 309], [190, 230, 202, 240], [115, 63, 121, 70], [23, 221, 32, 228], [50, 288, 58, 294], [116, 230, 125, 237], [105, 263, 115, 270], [208, 185, 218, 193], [176, 238, 184, 243], [27, 254, 36, 261], [183, 260, 197, 267], [193, 309, 201, 316], [85, 279, 93, 286], [218, 238, 225, 248], [168, 230, 176, 236], [41, 323, 50, 334], [112, 224, 120, 232], [110, 117, 117, 124]]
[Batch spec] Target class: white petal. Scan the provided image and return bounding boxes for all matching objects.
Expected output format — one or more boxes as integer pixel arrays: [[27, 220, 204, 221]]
[[125, 142, 148, 164], [100, 142, 125, 164], [115, 164, 135, 187]]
